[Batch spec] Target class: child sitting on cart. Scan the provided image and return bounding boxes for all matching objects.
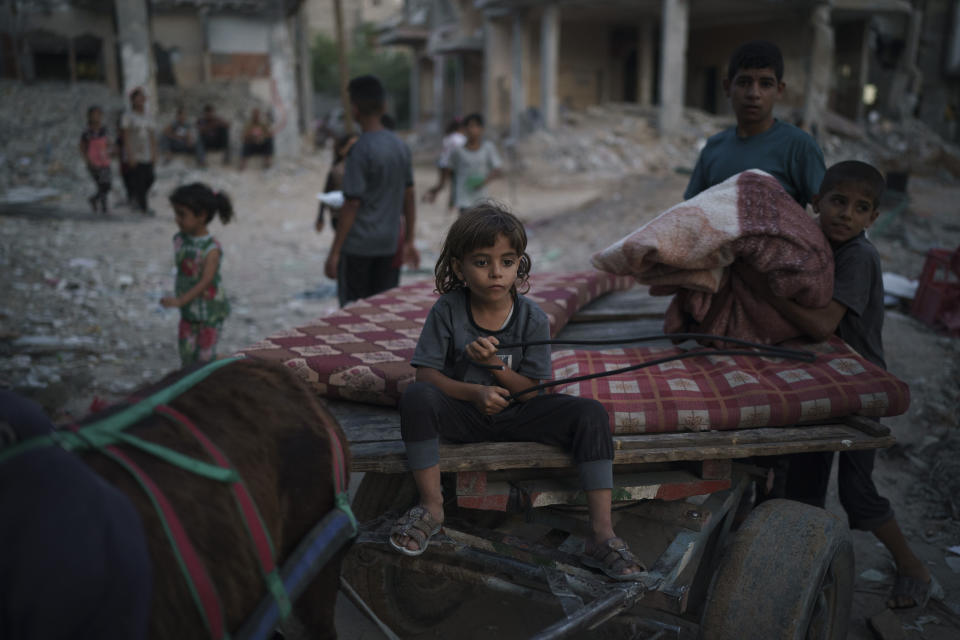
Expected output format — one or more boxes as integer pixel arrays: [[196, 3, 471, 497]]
[[738, 161, 942, 609], [390, 203, 644, 581]]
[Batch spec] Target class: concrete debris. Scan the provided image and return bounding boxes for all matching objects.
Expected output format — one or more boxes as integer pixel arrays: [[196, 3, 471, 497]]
[[12, 335, 98, 354], [0, 79, 274, 203], [867, 609, 906, 640], [946, 557, 960, 573], [860, 568, 888, 582], [511, 103, 729, 185]]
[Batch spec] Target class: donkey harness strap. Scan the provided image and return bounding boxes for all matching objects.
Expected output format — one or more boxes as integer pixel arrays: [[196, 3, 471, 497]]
[[0, 357, 357, 639]]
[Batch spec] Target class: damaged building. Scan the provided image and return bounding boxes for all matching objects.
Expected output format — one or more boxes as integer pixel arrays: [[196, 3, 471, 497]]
[[383, 0, 960, 145], [0, 0, 313, 156]]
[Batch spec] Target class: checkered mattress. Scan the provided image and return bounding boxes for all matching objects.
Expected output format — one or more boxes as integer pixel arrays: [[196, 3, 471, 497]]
[[549, 338, 909, 433], [237, 272, 910, 433], [236, 271, 635, 406]]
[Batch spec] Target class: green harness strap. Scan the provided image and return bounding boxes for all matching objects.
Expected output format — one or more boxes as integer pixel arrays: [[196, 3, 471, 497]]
[[0, 357, 239, 468]]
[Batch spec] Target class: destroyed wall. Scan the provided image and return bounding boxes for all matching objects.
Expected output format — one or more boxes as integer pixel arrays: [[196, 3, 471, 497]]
[[207, 14, 271, 79], [152, 12, 206, 87], [0, 79, 275, 199], [686, 18, 811, 116], [915, 0, 960, 144], [0, 4, 119, 90]]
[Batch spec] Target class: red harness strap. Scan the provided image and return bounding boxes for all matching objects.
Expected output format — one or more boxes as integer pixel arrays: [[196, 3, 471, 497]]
[[98, 442, 228, 639], [153, 404, 292, 619]]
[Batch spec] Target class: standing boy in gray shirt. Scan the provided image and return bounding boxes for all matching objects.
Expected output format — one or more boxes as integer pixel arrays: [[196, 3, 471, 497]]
[[324, 75, 420, 306], [684, 40, 825, 209]]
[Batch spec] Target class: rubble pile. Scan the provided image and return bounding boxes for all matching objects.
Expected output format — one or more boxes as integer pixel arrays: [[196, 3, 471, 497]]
[[0, 81, 123, 196], [514, 103, 731, 185], [0, 80, 274, 203]]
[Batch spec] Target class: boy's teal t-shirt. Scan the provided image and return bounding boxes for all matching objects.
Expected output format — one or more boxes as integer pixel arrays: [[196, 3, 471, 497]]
[[684, 119, 825, 208]]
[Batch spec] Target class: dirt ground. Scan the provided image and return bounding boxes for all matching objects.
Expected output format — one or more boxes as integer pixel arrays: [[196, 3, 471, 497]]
[[2, 141, 960, 639]]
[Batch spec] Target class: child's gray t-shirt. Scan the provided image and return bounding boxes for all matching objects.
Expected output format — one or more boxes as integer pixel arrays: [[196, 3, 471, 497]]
[[341, 129, 414, 257], [832, 232, 885, 369], [450, 141, 502, 210], [683, 119, 825, 209], [411, 289, 553, 385]]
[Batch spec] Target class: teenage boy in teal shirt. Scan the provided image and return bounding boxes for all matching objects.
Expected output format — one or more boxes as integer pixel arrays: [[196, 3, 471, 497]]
[[685, 40, 825, 209]]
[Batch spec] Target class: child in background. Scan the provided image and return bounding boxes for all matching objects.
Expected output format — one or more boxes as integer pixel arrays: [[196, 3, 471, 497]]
[[423, 118, 466, 212], [79, 105, 113, 213], [738, 161, 942, 609], [424, 113, 501, 214], [390, 203, 644, 581], [160, 183, 233, 367], [315, 133, 358, 233]]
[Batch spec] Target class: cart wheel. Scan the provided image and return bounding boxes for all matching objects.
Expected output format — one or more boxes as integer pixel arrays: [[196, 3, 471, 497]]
[[345, 472, 472, 635], [700, 499, 853, 640]]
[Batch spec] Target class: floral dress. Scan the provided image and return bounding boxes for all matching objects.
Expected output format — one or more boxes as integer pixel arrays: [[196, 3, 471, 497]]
[[173, 232, 230, 365]]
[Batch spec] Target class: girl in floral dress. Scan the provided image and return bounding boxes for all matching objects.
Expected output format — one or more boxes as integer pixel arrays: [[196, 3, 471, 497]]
[[160, 183, 233, 366]]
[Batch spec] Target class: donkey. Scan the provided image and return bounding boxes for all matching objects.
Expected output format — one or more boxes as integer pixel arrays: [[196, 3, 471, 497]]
[[1, 359, 351, 640]]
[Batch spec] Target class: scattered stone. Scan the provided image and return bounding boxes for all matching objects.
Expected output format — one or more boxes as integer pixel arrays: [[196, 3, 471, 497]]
[[867, 609, 906, 640], [946, 557, 960, 573], [861, 569, 888, 582], [12, 335, 98, 354]]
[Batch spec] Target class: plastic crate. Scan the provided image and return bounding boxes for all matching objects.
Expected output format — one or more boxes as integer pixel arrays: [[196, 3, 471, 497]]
[[910, 247, 960, 336]]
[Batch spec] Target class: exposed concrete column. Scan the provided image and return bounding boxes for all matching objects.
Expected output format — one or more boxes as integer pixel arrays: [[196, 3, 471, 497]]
[[115, 0, 156, 107], [510, 10, 526, 139], [103, 32, 120, 92], [268, 15, 301, 156], [453, 54, 464, 117], [483, 16, 496, 126], [540, 3, 559, 129], [410, 49, 421, 128], [801, 4, 834, 139], [200, 12, 212, 83], [856, 19, 871, 123], [296, 8, 313, 136], [887, 8, 923, 119], [433, 54, 445, 133], [638, 19, 655, 106], [68, 36, 77, 84], [658, 0, 688, 134]]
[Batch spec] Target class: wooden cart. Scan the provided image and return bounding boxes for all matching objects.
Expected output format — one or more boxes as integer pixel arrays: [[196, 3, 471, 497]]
[[330, 288, 895, 639]]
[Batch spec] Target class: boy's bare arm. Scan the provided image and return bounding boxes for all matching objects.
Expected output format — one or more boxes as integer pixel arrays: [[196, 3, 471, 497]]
[[481, 167, 503, 188], [324, 197, 360, 279], [424, 169, 451, 202], [737, 265, 846, 341], [402, 186, 420, 267]]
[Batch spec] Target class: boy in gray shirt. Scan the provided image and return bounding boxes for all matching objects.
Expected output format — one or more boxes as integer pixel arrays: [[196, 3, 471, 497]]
[[425, 113, 502, 213], [324, 75, 419, 306], [684, 40, 825, 209]]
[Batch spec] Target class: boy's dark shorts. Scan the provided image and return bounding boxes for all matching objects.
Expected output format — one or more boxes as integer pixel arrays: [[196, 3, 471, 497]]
[[785, 448, 894, 531]]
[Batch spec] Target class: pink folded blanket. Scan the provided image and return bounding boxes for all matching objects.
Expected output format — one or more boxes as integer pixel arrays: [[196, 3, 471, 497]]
[[592, 170, 834, 345]]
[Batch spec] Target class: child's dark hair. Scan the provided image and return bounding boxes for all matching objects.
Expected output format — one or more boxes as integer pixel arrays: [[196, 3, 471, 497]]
[[819, 161, 886, 208], [435, 201, 531, 295], [444, 118, 462, 135], [169, 183, 234, 225], [87, 105, 102, 118], [727, 40, 784, 82], [463, 113, 484, 128], [348, 75, 386, 116]]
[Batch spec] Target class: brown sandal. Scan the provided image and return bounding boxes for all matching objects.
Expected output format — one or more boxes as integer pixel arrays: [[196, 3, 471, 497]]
[[388, 505, 442, 557], [582, 537, 646, 582]]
